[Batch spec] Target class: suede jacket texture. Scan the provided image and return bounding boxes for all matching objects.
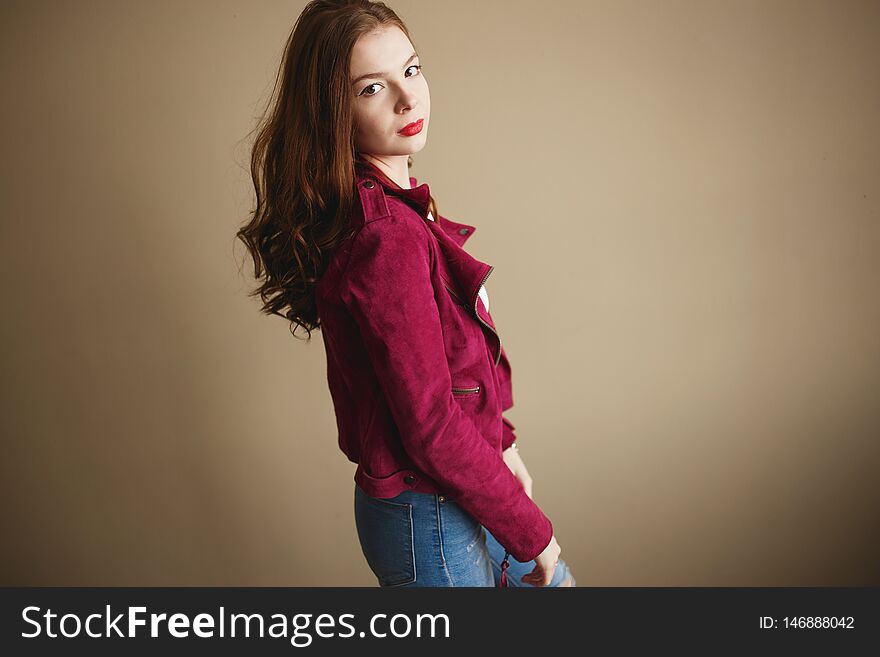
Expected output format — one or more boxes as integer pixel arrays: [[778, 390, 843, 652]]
[[314, 161, 554, 562]]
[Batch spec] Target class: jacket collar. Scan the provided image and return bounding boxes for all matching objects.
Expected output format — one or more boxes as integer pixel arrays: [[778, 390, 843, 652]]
[[353, 159, 477, 248], [352, 159, 500, 340], [354, 158, 429, 215]]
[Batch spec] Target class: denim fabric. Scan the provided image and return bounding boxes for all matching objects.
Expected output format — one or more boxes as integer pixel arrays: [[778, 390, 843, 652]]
[[354, 484, 575, 588]]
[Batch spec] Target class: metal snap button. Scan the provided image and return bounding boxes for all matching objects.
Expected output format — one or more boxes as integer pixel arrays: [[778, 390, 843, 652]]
[[458, 228, 469, 235], [403, 474, 415, 485], [438, 495, 446, 503], [364, 180, 375, 189]]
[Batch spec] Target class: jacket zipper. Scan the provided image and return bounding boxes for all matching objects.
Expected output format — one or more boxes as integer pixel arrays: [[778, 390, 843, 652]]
[[473, 266, 502, 366], [442, 280, 466, 305], [499, 550, 511, 587], [451, 386, 480, 395], [441, 274, 502, 367]]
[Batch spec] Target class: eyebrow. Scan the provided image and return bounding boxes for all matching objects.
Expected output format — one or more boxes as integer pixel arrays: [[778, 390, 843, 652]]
[[351, 51, 418, 86]]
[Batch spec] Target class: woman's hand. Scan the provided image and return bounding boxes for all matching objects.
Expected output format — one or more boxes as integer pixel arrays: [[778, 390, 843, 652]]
[[522, 534, 562, 586], [502, 445, 533, 499], [502, 445, 562, 586]]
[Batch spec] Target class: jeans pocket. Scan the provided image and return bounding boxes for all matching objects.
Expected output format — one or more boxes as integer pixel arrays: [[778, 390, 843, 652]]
[[354, 487, 416, 587]]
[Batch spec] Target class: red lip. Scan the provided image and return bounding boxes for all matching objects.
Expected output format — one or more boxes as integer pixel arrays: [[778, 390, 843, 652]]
[[398, 118, 424, 136]]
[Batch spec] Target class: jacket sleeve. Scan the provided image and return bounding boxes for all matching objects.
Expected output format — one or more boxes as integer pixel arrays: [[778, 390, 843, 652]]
[[340, 215, 553, 562]]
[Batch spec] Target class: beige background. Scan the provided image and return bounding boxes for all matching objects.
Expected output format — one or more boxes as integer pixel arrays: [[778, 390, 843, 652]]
[[1, 0, 878, 585]]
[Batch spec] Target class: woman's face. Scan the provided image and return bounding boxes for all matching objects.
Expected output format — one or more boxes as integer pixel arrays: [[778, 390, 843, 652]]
[[349, 25, 430, 160]]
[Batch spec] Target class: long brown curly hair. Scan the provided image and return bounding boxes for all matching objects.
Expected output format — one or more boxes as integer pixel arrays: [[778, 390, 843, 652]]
[[236, 0, 438, 341]]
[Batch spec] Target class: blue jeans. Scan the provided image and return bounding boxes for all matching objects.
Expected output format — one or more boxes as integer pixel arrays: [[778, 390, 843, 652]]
[[354, 483, 576, 587]]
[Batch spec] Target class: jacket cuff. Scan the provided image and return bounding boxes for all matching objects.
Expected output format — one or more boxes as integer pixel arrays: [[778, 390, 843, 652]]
[[513, 511, 554, 563], [501, 415, 517, 451]]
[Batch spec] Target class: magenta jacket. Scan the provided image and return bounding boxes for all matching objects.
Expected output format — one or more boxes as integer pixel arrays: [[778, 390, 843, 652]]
[[314, 160, 553, 563]]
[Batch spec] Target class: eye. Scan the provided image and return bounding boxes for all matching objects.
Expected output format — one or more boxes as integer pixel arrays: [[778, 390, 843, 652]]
[[358, 64, 423, 97]]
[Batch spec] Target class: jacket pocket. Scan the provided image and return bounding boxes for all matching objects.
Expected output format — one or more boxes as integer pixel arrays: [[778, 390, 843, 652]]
[[451, 385, 481, 396], [354, 486, 416, 586]]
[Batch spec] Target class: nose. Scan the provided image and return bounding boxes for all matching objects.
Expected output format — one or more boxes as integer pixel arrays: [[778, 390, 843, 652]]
[[395, 88, 419, 114]]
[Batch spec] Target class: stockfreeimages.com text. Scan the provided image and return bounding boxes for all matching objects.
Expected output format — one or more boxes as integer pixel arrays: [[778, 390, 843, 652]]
[[21, 605, 451, 646]]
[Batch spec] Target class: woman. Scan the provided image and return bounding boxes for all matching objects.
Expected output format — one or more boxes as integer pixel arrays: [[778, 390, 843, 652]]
[[237, 0, 574, 587]]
